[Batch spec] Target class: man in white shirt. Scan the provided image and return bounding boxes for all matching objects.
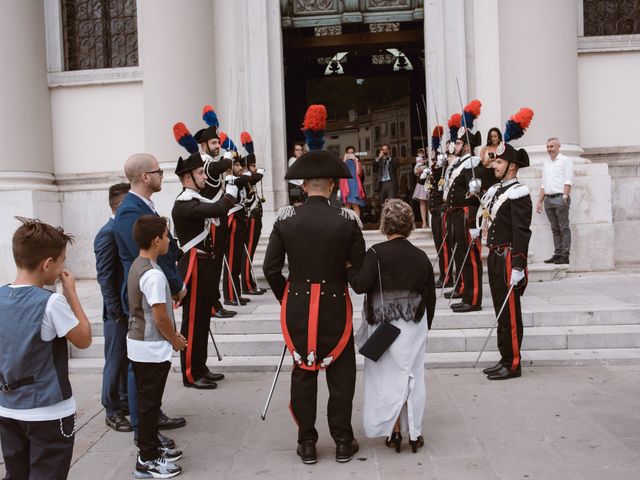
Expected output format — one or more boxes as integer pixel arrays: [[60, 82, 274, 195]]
[[536, 137, 573, 264]]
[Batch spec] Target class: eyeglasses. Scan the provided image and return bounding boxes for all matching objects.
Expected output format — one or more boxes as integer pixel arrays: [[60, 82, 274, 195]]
[[144, 169, 164, 178]]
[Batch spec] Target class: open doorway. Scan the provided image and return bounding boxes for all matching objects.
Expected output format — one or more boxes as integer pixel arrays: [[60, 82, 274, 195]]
[[283, 21, 426, 226]]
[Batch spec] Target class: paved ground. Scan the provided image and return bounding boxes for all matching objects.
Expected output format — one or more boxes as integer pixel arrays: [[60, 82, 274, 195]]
[[2, 365, 640, 479]]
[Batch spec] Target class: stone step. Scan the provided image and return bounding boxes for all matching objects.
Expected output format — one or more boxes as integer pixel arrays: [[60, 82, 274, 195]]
[[70, 324, 640, 359], [229, 261, 566, 285], [88, 292, 629, 337], [68, 347, 640, 374]]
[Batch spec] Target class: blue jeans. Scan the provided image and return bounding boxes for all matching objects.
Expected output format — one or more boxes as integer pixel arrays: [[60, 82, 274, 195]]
[[128, 362, 139, 433], [101, 317, 129, 417]]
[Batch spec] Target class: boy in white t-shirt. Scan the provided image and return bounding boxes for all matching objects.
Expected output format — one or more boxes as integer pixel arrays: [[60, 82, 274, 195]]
[[127, 215, 187, 478], [0, 217, 92, 479]]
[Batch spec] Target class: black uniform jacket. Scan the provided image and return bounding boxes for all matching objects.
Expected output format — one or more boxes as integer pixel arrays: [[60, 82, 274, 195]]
[[486, 180, 532, 270], [263, 196, 366, 370], [172, 189, 236, 255], [444, 154, 485, 227]]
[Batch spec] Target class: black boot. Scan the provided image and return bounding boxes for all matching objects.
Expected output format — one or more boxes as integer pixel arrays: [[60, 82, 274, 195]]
[[409, 435, 424, 453], [297, 440, 317, 464]]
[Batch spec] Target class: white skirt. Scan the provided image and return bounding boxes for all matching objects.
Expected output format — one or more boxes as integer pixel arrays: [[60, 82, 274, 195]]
[[359, 317, 428, 441]]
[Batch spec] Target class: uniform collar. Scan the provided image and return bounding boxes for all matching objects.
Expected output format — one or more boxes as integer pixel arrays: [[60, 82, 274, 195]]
[[500, 177, 518, 188], [306, 195, 331, 205]]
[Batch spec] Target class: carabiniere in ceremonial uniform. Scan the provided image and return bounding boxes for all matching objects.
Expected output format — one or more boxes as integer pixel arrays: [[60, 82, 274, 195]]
[[479, 142, 532, 380], [263, 148, 365, 463], [171, 152, 238, 389]]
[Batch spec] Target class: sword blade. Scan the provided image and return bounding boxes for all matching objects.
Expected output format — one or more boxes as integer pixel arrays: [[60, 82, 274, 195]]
[[208, 328, 222, 362], [261, 345, 287, 420], [448, 239, 474, 307], [473, 283, 516, 368]]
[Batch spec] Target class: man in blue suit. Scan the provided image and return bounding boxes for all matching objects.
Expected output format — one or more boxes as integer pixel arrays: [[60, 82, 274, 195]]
[[114, 153, 187, 445], [95, 182, 132, 432]]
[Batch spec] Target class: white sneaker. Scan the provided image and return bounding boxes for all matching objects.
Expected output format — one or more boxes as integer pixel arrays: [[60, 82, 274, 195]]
[[134, 455, 182, 479], [160, 447, 183, 462]]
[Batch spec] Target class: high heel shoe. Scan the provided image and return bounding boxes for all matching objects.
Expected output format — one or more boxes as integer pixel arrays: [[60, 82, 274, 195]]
[[385, 431, 402, 453], [409, 435, 424, 453]]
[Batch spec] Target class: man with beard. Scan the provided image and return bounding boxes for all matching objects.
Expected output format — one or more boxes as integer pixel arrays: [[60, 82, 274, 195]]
[[171, 143, 239, 389], [480, 143, 532, 380]]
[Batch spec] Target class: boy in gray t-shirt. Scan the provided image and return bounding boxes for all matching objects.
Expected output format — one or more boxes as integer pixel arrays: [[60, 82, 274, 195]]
[[127, 215, 187, 479]]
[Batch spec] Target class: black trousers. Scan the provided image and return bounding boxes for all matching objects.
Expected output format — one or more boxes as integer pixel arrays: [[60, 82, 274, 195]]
[[450, 208, 482, 306], [179, 253, 215, 383], [431, 208, 450, 282], [241, 215, 262, 293], [0, 414, 74, 480], [223, 214, 248, 302], [290, 337, 356, 445], [131, 360, 171, 462], [377, 180, 396, 206], [488, 250, 524, 371]]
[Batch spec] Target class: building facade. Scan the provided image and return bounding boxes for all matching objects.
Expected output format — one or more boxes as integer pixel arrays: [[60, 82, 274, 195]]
[[0, 0, 639, 283]]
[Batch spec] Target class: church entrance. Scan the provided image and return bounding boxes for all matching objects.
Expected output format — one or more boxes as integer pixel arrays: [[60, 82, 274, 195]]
[[282, 20, 426, 226]]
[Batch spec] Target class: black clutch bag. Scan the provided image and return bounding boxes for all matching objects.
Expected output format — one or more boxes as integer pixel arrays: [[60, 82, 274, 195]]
[[359, 321, 400, 361], [358, 248, 400, 362]]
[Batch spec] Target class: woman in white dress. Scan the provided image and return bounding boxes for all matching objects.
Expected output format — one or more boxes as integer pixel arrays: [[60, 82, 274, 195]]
[[347, 200, 436, 453]]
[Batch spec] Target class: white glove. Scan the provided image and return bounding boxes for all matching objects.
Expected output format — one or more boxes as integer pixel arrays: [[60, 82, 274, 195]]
[[419, 170, 428, 180], [243, 171, 252, 176], [257, 168, 265, 175], [436, 154, 446, 168], [510, 268, 525, 286], [225, 183, 238, 198], [469, 228, 480, 240]]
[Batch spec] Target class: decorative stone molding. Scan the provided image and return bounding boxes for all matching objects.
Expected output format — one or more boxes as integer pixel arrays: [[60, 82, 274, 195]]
[[48, 67, 143, 87], [578, 34, 640, 53], [0, 172, 57, 192]]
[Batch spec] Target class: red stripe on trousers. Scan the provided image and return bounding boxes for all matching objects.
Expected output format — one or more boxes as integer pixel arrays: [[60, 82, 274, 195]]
[[506, 252, 520, 370], [185, 254, 198, 384], [227, 216, 237, 301], [245, 218, 255, 290], [279, 281, 297, 359]]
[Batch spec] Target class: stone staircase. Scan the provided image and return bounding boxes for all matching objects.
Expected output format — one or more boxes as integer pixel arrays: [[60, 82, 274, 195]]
[[68, 230, 640, 372]]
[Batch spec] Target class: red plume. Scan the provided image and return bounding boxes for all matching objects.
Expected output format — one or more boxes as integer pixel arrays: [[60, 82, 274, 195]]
[[240, 131, 252, 145], [302, 105, 327, 131], [464, 99, 482, 118], [512, 107, 534, 129], [448, 113, 461, 129], [219, 131, 228, 145], [173, 122, 190, 142], [202, 104, 214, 115], [432, 125, 444, 138]]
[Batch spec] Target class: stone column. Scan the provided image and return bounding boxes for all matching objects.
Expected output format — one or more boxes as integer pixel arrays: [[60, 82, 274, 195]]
[[424, 0, 469, 135], [139, 0, 217, 216], [495, 0, 614, 271], [213, 0, 288, 232], [0, 0, 59, 283]]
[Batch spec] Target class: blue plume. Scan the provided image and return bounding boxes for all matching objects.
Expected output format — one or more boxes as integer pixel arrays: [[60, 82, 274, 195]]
[[432, 136, 441, 152], [303, 129, 325, 150], [179, 136, 199, 154], [449, 126, 458, 142], [503, 120, 524, 143], [222, 137, 237, 152], [463, 110, 476, 130]]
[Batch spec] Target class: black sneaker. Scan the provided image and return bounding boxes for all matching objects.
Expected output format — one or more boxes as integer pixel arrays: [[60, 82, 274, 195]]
[[160, 447, 183, 463], [544, 255, 558, 264], [134, 455, 182, 478], [105, 414, 132, 432]]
